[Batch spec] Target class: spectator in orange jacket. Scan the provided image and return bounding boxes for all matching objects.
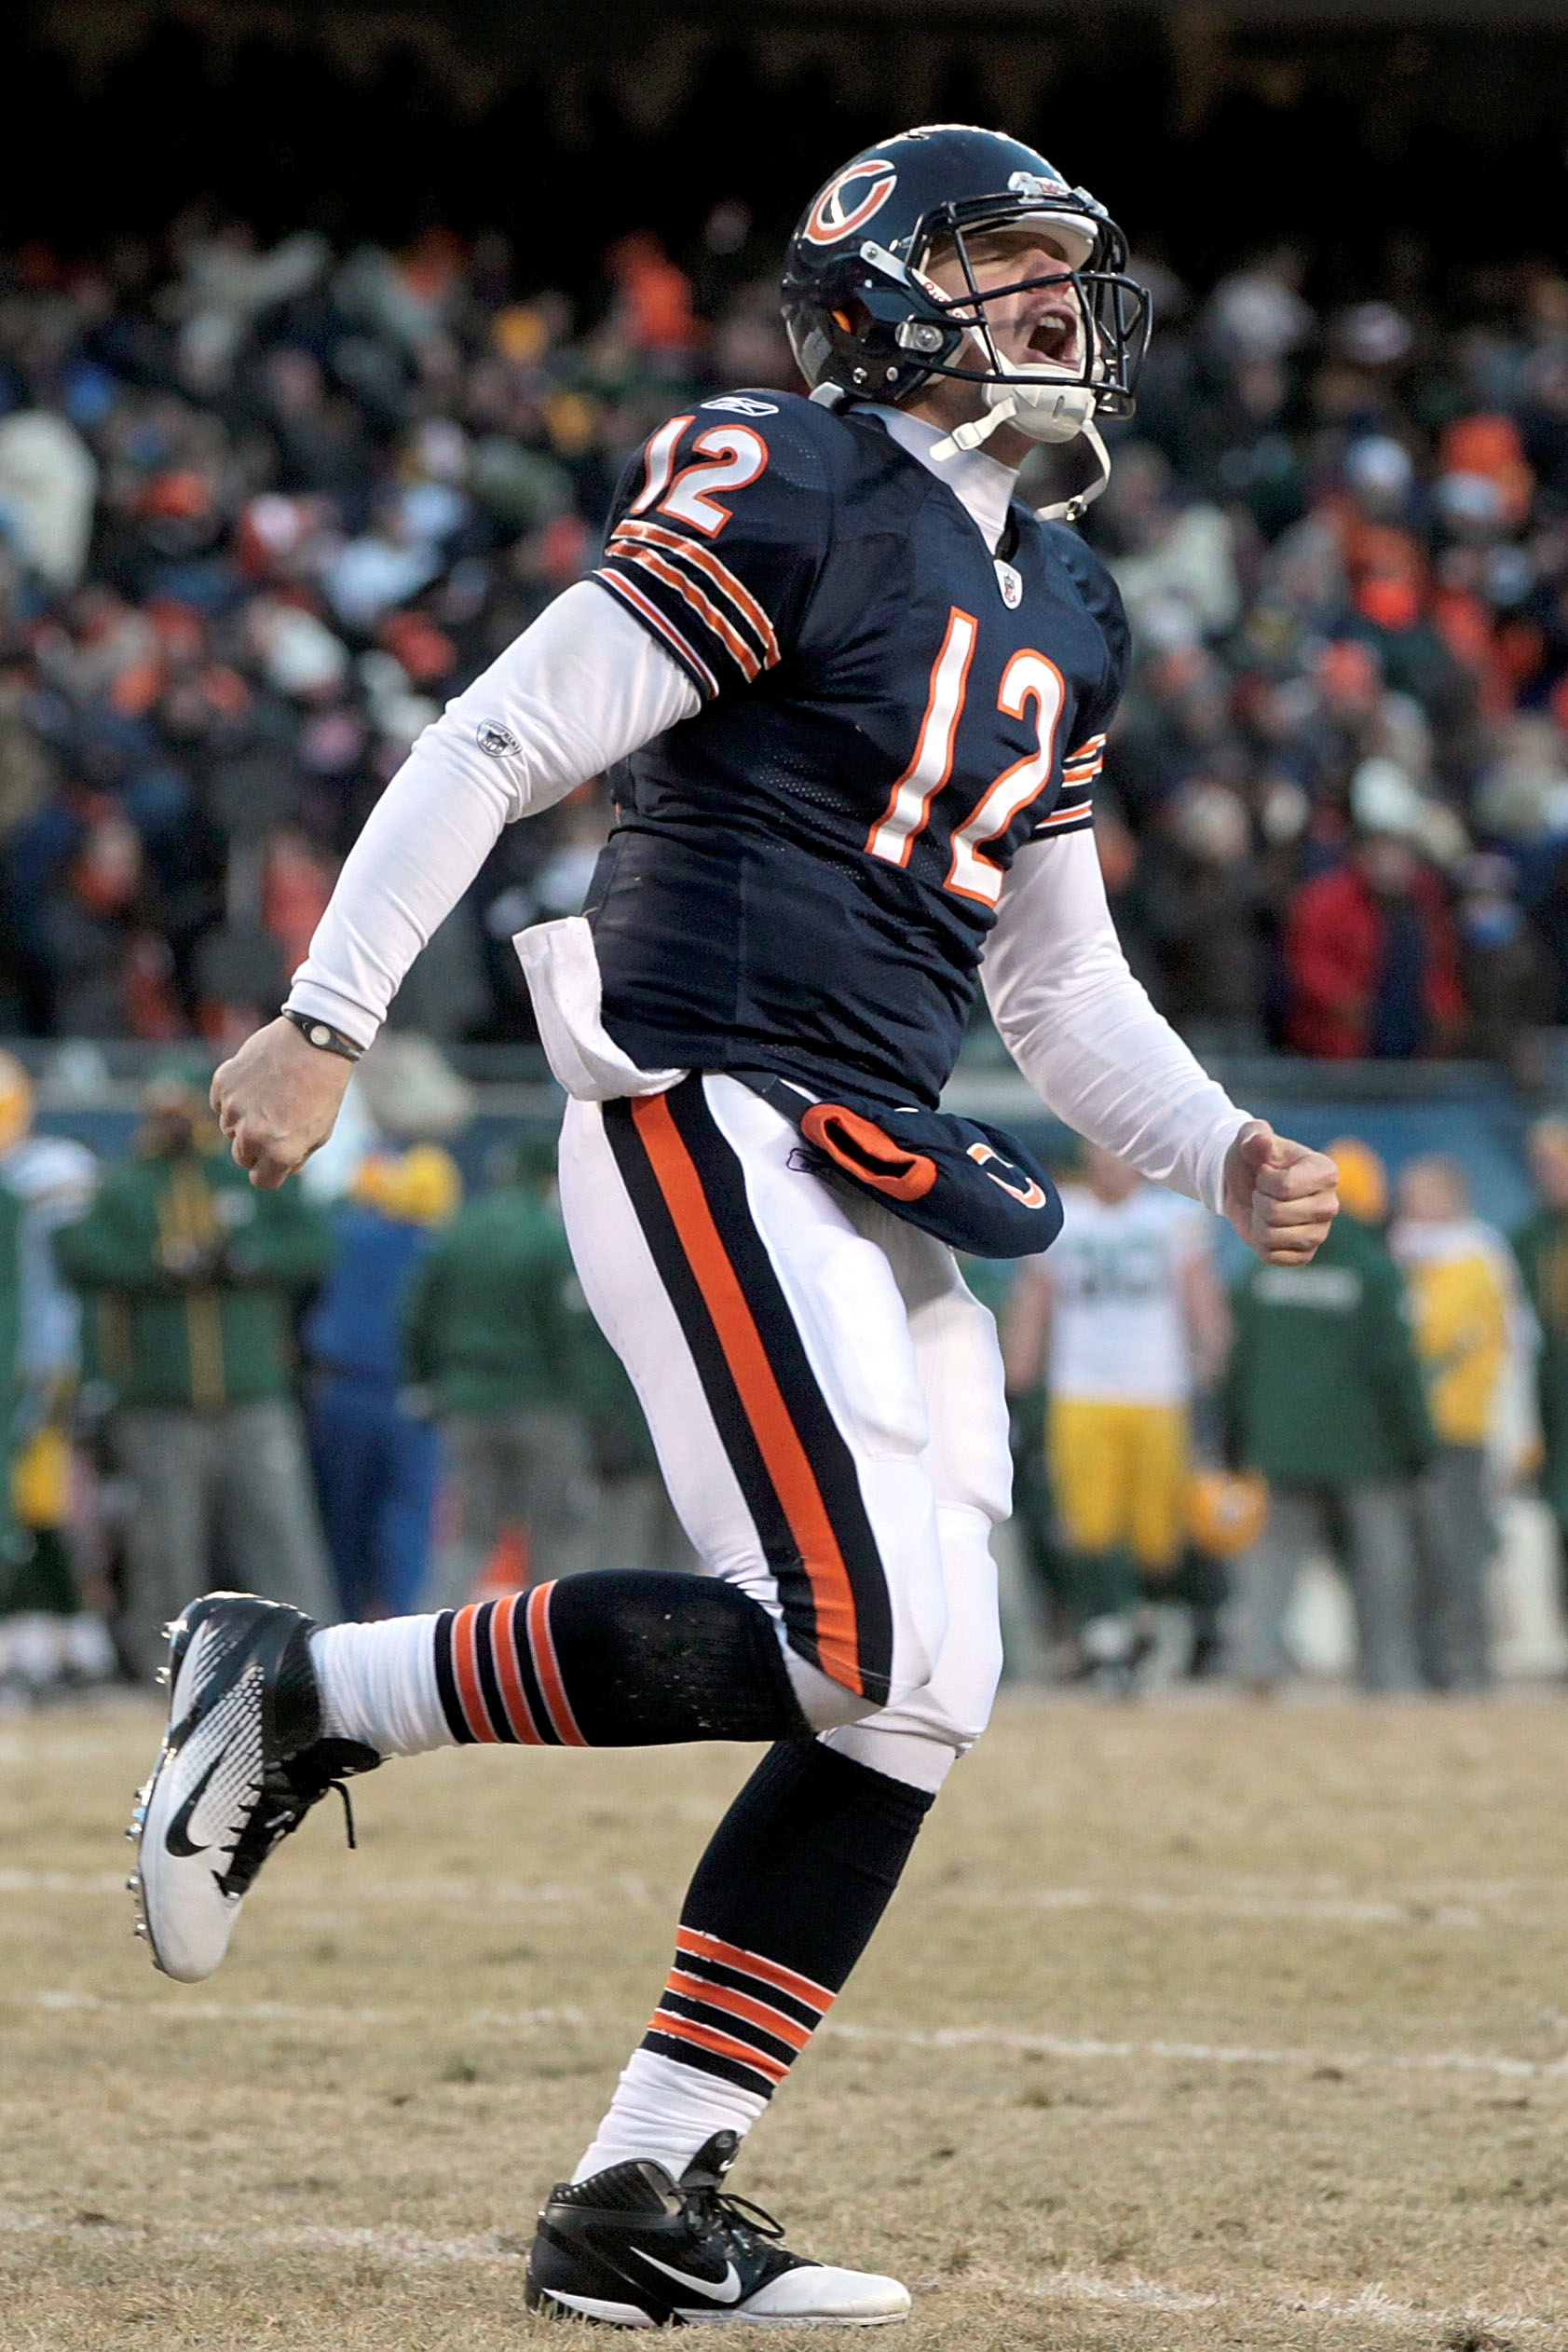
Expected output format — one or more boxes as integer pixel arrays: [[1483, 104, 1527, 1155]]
[[1285, 828, 1465, 1059]]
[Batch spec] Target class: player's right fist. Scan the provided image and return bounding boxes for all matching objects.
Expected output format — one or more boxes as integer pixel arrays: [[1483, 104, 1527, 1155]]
[[211, 1016, 354, 1189]]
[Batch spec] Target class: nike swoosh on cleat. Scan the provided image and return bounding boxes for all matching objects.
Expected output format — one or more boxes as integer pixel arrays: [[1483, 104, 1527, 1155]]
[[630, 2250, 743, 2304], [163, 1753, 225, 1857]]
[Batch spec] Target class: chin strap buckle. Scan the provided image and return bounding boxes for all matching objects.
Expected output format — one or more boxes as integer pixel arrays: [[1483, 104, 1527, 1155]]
[[1035, 417, 1113, 525]]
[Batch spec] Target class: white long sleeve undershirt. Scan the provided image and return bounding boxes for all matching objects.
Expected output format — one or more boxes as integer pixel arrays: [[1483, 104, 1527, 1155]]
[[985, 833, 1248, 1213], [287, 580, 701, 1046], [288, 435, 1248, 1212]]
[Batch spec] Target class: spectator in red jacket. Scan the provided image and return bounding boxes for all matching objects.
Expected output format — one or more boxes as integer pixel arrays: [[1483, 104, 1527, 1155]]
[[1285, 829, 1465, 1058]]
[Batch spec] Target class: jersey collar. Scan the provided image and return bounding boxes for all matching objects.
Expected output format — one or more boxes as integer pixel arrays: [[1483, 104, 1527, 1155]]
[[865, 403, 1018, 554]]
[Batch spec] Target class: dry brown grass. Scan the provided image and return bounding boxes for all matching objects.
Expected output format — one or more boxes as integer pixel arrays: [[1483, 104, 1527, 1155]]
[[5, 1688, 1568, 2348]]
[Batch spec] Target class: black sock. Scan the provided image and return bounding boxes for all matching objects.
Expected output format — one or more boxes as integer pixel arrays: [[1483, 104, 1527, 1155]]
[[431, 1576, 811, 1745], [641, 1740, 934, 2100]]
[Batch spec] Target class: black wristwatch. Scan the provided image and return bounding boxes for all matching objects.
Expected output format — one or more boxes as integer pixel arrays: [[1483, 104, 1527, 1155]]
[[281, 1006, 365, 1064]]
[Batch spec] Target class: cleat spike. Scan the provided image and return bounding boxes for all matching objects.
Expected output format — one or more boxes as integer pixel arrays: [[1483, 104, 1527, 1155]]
[[133, 1921, 148, 1939], [126, 1873, 141, 1894], [155, 1668, 170, 1688]]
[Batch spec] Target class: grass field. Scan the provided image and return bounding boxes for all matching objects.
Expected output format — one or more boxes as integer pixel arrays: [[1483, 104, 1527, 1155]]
[[6, 1689, 1568, 2350]]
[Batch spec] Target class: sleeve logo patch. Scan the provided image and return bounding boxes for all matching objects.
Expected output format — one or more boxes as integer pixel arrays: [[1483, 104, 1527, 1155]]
[[475, 719, 522, 759], [702, 395, 778, 417]]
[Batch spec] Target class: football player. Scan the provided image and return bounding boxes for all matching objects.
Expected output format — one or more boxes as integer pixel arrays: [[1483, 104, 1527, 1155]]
[[128, 125, 1338, 2326], [1003, 1142, 1229, 1685]]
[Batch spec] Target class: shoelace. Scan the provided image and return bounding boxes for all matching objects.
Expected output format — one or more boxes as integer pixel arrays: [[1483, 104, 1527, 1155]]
[[216, 1765, 359, 1898], [686, 2185, 786, 2254]]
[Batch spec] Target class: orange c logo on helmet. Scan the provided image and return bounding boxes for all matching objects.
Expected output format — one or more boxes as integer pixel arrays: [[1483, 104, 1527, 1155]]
[[804, 159, 898, 247]]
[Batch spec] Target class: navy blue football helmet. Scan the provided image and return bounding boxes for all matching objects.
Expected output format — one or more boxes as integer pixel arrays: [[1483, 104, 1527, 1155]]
[[782, 124, 1150, 422]]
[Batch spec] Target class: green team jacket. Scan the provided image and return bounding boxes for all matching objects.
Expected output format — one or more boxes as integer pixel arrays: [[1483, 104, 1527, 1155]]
[[1513, 1207, 1568, 1518], [53, 1138, 331, 1413], [402, 1185, 655, 1467], [402, 1186, 589, 1418], [1225, 1213, 1436, 1484]]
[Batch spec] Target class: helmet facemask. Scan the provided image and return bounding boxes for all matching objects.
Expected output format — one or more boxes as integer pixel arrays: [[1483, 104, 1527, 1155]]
[[905, 204, 1150, 482]]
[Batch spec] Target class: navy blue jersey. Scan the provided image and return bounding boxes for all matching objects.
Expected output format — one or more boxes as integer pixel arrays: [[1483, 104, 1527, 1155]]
[[587, 390, 1128, 1109]]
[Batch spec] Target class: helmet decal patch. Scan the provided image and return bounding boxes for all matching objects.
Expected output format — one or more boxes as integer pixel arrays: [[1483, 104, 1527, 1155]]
[[804, 159, 898, 247], [1008, 168, 1070, 199]]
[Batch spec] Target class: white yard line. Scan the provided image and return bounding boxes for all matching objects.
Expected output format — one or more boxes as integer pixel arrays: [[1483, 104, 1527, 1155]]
[[25, 1989, 586, 2029], [21, 1985, 1568, 2082], [938, 1886, 1493, 1926], [0, 1867, 661, 1906], [958, 2265, 1562, 2333], [0, 2208, 1557, 2331], [832, 2019, 1568, 2079], [8, 1867, 1565, 1931]]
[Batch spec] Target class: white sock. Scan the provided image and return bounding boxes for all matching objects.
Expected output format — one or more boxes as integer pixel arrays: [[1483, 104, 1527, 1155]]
[[572, 2048, 769, 2183], [310, 1617, 453, 1757]]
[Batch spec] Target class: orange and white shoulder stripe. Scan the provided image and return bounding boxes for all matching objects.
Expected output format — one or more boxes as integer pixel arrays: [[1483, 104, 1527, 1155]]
[[603, 524, 776, 687], [610, 518, 779, 669], [593, 565, 721, 699]]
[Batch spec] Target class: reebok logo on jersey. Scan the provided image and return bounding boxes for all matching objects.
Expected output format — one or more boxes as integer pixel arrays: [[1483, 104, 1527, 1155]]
[[703, 396, 778, 417], [475, 719, 522, 759]]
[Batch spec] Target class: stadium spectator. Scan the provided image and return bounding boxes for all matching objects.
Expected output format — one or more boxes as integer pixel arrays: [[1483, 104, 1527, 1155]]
[[1223, 1138, 1436, 1692], [1391, 1155, 1515, 1690], [1513, 1116, 1568, 1609], [3, 221, 1568, 1053], [301, 1142, 460, 1620], [1282, 808, 1465, 1060], [402, 1132, 597, 1605], [0, 1047, 112, 1689], [1002, 1144, 1227, 1689], [52, 1072, 334, 1676]]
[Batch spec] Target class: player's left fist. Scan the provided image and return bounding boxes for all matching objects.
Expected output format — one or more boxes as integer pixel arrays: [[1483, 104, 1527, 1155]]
[[1222, 1120, 1339, 1265]]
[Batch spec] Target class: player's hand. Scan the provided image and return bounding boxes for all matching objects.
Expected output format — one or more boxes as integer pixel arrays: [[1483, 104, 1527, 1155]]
[[1222, 1120, 1339, 1265], [211, 1017, 354, 1189]]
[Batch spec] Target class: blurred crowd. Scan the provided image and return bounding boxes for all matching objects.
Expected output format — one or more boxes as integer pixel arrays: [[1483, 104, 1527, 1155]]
[[5, 1030, 1568, 1702], [0, 207, 786, 1046], [4, 216, 1568, 1057], [1095, 248, 1568, 1068]]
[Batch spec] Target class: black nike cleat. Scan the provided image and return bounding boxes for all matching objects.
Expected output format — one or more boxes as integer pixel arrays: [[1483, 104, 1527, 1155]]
[[525, 2130, 910, 2327], [128, 1592, 379, 1982]]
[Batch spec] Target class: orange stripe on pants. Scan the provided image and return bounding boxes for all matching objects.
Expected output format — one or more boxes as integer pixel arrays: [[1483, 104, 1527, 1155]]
[[631, 1092, 865, 1693]]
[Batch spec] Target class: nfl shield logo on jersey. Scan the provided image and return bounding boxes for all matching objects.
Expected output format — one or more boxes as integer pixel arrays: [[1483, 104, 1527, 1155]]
[[994, 559, 1023, 609]]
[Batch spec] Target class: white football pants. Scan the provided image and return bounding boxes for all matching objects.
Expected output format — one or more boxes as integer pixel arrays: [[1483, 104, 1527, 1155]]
[[557, 1074, 1010, 1793]]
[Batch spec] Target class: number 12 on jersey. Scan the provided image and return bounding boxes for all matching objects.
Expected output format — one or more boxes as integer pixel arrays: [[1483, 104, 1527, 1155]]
[[866, 607, 1067, 907]]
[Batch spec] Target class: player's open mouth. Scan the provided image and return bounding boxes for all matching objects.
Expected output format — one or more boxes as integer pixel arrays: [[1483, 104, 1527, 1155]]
[[1027, 311, 1081, 366]]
